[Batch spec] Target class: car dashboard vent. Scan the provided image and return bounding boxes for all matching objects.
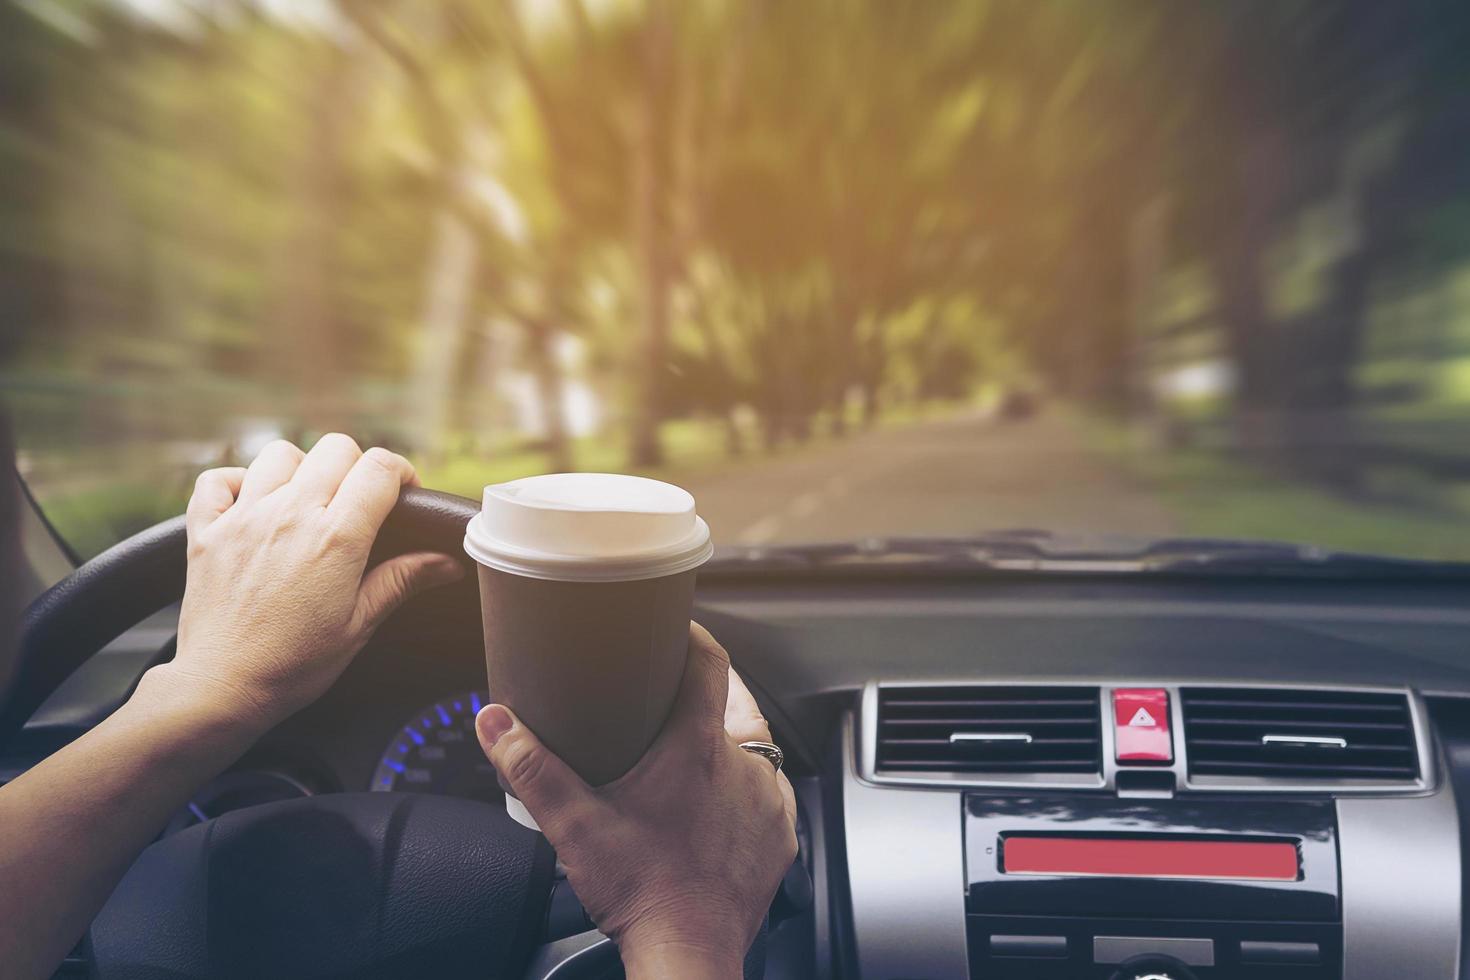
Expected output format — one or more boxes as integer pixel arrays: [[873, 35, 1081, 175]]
[[875, 685, 1102, 775], [1181, 687, 1419, 782]]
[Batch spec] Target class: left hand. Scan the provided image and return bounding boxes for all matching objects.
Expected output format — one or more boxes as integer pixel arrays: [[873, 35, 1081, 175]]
[[158, 434, 464, 728]]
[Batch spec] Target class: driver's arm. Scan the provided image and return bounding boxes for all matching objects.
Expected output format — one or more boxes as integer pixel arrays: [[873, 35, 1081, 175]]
[[0, 436, 463, 980]]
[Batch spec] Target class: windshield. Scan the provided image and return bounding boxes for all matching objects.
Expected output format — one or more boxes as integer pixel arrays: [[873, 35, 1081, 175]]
[[5, 1, 1470, 563]]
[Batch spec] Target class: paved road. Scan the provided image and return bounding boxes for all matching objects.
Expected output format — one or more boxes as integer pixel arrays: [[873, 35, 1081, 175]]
[[680, 410, 1180, 547]]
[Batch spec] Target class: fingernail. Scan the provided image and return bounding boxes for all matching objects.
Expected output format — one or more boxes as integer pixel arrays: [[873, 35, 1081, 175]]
[[477, 704, 514, 747]]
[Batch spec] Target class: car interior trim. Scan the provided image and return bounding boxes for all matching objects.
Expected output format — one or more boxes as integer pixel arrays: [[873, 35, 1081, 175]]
[[1338, 773, 1462, 979], [841, 711, 971, 979], [861, 680, 1435, 795]]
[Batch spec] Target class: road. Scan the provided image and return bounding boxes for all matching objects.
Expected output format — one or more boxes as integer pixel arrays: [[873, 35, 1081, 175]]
[[680, 410, 1179, 547]]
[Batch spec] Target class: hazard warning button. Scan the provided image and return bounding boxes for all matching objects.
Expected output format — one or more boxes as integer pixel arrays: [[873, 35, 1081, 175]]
[[1113, 688, 1172, 763]]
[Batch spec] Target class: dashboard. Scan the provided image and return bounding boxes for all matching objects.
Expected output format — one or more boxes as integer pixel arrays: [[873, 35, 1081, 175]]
[[11, 568, 1470, 979]]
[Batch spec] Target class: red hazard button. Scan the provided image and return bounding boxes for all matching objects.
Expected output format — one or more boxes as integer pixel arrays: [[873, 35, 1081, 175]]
[[1113, 688, 1172, 763]]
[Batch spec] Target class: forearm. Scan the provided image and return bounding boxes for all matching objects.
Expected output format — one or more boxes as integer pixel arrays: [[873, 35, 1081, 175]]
[[0, 664, 264, 980]]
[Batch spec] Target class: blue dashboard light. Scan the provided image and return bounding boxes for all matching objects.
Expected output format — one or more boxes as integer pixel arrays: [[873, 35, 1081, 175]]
[[372, 690, 497, 797]]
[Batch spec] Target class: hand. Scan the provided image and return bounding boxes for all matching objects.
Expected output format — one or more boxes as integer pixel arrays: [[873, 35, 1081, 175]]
[[158, 435, 464, 730], [475, 624, 798, 978]]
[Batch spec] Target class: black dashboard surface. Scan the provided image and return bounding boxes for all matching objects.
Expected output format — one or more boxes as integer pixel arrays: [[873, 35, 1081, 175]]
[[11, 571, 1470, 793]]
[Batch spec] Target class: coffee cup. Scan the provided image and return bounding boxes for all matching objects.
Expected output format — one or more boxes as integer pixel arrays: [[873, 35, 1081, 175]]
[[462, 473, 713, 790]]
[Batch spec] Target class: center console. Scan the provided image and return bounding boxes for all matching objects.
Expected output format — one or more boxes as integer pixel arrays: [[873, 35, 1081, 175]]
[[965, 795, 1340, 978], [836, 682, 1462, 980]]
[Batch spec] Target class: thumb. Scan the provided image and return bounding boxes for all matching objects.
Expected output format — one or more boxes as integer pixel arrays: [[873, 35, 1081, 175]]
[[353, 551, 464, 633], [476, 703, 592, 836]]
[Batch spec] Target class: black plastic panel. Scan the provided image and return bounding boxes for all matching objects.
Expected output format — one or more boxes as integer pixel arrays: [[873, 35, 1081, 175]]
[[968, 914, 1342, 979], [966, 795, 1339, 922]]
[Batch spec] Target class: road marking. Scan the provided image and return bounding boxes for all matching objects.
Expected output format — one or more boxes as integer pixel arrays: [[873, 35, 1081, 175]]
[[790, 492, 821, 518], [824, 475, 851, 499], [738, 514, 784, 545]]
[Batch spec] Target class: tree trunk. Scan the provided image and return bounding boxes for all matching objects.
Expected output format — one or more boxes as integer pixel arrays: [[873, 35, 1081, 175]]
[[722, 410, 745, 457], [408, 209, 477, 462], [275, 44, 354, 433], [627, 0, 673, 467], [523, 316, 572, 472], [859, 382, 881, 429]]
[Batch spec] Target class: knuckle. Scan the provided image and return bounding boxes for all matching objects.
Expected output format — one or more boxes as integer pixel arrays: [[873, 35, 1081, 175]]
[[261, 439, 303, 461], [318, 432, 361, 456], [693, 628, 732, 669], [361, 446, 402, 473], [695, 737, 725, 777], [500, 739, 549, 792]]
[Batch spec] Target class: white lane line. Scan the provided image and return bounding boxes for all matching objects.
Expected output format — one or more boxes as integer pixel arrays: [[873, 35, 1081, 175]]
[[790, 491, 821, 518], [737, 514, 784, 545]]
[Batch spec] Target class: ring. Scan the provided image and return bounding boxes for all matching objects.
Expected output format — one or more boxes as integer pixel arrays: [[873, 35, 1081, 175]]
[[738, 740, 784, 772]]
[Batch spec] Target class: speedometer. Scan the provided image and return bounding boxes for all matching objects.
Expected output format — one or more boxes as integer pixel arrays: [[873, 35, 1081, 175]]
[[370, 690, 500, 802]]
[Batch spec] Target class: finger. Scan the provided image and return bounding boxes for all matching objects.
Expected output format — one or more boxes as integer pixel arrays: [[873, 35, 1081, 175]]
[[351, 551, 465, 635], [476, 703, 594, 838], [724, 668, 773, 744], [290, 432, 363, 505], [236, 440, 305, 505], [326, 447, 417, 534], [661, 622, 732, 741], [185, 467, 246, 543]]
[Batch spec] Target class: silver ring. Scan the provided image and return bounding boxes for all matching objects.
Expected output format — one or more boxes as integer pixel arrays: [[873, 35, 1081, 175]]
[[738, 740, 784, 772]]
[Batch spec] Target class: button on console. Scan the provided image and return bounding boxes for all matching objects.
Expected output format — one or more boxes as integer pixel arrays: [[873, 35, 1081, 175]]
[[989, 934, 1067, 958], [1239, 939, 1320, 964], [1113, 688, 1173, 763]]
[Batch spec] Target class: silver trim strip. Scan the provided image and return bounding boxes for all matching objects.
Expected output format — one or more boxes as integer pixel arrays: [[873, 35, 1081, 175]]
[[1339, 781, 1461, 979], [1094, 935, 1215, 966], [949, 732, 1032, 744], [860, 680, 1434, 794], [521, 930, 616, 980], [843, 712, 970, 979], [1262, 734, 1348, 748]]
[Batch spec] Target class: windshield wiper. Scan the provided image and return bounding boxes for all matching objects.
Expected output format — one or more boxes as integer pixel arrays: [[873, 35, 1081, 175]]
[[705, 531, 1470, 579]]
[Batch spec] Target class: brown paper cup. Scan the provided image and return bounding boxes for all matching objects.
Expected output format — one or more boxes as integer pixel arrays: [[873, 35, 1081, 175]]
[[463, 473, 713, 791], [477, 565, 696, 786]]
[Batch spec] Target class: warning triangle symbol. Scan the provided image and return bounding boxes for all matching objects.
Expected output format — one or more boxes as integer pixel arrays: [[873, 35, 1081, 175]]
[[1127, 707, 1156, 728]]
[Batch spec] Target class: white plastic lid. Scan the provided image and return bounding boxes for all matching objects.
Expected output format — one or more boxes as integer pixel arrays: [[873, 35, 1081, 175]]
[[462, 473, 713, 582]]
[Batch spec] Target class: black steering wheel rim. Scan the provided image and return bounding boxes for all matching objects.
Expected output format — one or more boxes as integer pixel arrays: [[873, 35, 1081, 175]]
[[0, 487, 479, 745]]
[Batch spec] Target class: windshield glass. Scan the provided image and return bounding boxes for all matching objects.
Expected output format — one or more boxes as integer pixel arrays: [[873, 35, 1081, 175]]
[[5, 1, 1470, 563]]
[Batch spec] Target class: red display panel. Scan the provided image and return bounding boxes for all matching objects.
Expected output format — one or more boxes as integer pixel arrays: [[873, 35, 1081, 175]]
[[1002, 835, 1299, 881]]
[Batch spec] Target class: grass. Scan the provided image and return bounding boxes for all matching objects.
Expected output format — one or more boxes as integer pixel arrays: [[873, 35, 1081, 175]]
[[37, 399, 979, 560], [1075, 412, 1470, 562], [418, 399, 974, 501]]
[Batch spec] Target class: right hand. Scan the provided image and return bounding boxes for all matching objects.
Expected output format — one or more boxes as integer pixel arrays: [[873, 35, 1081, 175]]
[[474, 624, 798, 977]]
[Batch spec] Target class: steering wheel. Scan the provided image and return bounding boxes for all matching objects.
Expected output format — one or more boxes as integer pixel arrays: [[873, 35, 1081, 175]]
[[1, 488, 771, 979]]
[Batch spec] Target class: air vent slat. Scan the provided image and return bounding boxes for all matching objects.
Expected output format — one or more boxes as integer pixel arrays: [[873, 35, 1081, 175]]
[[1182, 687, 1419, 783], [875, 685, 1101, 777]]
